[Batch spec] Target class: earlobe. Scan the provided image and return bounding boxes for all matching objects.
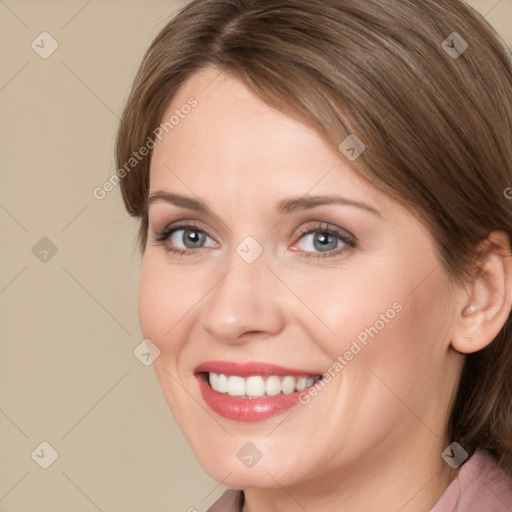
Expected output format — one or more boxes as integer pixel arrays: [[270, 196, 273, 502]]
[[461, 304, 479, 316], [451, 231, 512, 354]]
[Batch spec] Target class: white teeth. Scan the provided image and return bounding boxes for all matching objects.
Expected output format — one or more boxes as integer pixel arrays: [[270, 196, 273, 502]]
[[296, 376, 307, 391], [246, 376, 266, 397], [217, 373, 228, 393], [281, 375, 296, 395], [208, 372, 320, 397], [265, 375, 282, 396], [209, 372, 219, 390], [227, 375, 245, 396]]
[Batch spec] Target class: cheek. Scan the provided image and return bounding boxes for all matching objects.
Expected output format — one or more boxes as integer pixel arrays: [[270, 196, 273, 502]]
[[138, 261, 162, 343], [137, 257, 189, 356], [307, 255, 451, 376], [137, 257, 194, 410], [284, 263, 403, 358], [337, 266, 454, 413]]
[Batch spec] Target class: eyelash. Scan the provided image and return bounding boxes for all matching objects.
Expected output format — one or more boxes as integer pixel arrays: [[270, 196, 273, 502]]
[[295, 223, 356, 259], [152, 221, 357, 260]]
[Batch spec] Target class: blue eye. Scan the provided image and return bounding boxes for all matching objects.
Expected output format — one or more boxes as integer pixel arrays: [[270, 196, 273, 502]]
[[168, 227, 214, 250], [297, 231, 344, 252], [153, 224, 216, 255], [152, 221, 356, 259], [294, 223, 356, 259]]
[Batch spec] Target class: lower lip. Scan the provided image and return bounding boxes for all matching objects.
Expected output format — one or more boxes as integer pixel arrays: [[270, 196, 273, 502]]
[[196, 374, 311, 422]]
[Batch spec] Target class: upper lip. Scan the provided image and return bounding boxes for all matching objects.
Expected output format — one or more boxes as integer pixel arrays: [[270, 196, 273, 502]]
[[194, 361, 321, 377]]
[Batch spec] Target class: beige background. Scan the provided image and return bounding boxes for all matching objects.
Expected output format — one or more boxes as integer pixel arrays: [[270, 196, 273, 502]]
[[1, 1, 511, 510]]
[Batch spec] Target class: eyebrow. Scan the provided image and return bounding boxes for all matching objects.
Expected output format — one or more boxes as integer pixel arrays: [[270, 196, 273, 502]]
[[148, 191, 212, 214], [275, 195, 382, 217], [147, 191, 382, 218]]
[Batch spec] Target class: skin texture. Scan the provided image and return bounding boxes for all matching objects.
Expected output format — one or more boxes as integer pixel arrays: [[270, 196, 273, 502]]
[[138, 67, 512, 512]]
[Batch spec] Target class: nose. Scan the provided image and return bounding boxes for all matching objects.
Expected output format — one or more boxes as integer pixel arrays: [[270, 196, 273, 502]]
[[198, 248, 286, 345]]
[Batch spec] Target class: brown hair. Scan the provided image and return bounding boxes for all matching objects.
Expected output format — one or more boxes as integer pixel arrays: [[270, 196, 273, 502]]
[[116, 0, 512, 475]]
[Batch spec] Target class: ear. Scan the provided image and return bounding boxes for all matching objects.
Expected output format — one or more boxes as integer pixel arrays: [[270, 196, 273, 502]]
[[451, 231, 512, 354]]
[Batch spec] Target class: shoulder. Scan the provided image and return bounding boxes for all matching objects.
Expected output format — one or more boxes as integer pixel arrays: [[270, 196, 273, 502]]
[[432, 450, 512, 512], [207, 489, 244, 512]]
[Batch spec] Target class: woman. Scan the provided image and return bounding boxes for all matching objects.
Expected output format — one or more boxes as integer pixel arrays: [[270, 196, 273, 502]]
[[115, 0, 512, 510]]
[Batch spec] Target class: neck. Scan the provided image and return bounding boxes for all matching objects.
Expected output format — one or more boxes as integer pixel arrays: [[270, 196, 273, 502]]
[[242, 433, 460, 512]]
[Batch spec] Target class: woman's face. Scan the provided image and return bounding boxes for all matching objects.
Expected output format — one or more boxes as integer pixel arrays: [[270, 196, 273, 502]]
[[138, 67, 464, 489]]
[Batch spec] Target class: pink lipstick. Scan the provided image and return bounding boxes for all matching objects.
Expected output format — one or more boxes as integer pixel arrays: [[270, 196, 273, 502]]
[[195, 361, 322, 422]]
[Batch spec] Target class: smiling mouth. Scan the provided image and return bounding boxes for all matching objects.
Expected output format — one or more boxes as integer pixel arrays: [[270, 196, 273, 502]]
[[201, 372, 322, 398], [194, 362, 325, 421]]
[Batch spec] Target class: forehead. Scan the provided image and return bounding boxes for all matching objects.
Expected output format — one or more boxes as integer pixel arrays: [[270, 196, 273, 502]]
[[149, 68, 391, 213]]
